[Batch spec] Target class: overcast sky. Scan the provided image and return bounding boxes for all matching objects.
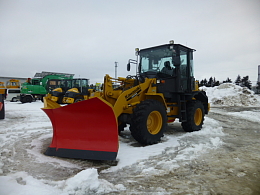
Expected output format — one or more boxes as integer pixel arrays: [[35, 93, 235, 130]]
[[0, 0, 259, 84]]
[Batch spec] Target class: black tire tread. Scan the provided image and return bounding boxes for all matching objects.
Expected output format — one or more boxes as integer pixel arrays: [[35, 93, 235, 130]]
[[130, 99, 167, 145], [181, 100, 205, 132]]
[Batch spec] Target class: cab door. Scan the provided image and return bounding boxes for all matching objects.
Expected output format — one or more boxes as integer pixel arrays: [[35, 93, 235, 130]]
[[179, 47, 194, 92]]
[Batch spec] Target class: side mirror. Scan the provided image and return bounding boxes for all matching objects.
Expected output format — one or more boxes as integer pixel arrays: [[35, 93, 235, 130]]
[[173, 56, 181, 66], [127, 63, 130, 71]]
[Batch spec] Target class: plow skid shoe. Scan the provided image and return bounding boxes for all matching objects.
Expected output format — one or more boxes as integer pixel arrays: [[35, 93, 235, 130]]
[[42, 97, 118, 161]]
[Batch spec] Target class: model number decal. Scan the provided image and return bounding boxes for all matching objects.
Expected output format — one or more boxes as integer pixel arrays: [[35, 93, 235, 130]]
[[125, 86, 141, 101]]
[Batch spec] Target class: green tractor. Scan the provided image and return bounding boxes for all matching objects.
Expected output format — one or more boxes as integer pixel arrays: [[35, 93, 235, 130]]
[[19, 71, 74, 103]]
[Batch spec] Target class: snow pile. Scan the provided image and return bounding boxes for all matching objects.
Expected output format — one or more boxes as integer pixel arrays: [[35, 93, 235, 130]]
[[0, 169, 125, 195], [200, 83, 260, 106], [62, 169, 125, 194]]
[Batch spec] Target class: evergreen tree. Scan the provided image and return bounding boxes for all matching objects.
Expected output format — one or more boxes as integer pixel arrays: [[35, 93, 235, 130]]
[[203, 78, 207, 86], [213, 77, 216, 84], [208, 77, 213, 87], [214, 80, 220, 86], [212, 77, 220, 86], [235, 75, 241, 86], [199, 80, 204, 87], [241, 76, 252, 89], [199, 78, 208, 87], [226, 77, 232, 83], [199, 77, 220, 87]]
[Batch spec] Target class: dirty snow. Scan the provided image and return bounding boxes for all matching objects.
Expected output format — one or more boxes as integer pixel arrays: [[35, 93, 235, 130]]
[[0, 83, 259, 194], [27, 134, 81, 168], [200, 83, 260, 106], [227, 110, 260, 123]]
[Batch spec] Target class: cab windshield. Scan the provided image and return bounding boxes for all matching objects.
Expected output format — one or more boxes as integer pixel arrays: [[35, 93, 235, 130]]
[[72, 79, 89, 88], [139, 46, 176, 75]]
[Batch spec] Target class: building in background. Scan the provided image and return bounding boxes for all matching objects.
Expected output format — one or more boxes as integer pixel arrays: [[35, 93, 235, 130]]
[[0, 76, 27, 101], [0, 76, 27, 86]]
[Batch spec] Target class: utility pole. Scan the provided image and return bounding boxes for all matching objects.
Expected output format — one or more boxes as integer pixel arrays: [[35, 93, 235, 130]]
[[115, 62, 118, 78]]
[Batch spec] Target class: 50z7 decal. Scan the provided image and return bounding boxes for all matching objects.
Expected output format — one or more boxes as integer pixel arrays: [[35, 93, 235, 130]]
[[125, 86, 141, 101]]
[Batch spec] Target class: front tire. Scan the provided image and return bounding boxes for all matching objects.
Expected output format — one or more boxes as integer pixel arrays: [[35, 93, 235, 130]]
[[130, 99, 167, 145], [181, 100, 205, 132], [21, 96, 32, 103]]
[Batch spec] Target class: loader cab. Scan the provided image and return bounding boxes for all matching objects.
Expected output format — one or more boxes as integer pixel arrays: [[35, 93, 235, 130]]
[[138, 43, 195, 94], [63, 78, 90, 101], [46, 79, 58, 92], [71, 78, 89, 94]]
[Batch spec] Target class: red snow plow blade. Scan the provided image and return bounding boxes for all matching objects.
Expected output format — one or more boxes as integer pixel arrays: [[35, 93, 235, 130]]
[[42, 97, 118, 161]]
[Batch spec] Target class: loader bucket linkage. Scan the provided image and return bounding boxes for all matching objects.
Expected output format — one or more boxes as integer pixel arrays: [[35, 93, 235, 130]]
[[42, 97, 119, 161]]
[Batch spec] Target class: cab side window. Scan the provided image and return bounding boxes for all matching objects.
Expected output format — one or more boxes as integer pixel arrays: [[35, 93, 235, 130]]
[[180, 50, 188, 79]]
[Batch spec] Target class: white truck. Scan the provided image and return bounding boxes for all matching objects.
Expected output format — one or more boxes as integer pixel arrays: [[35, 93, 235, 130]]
[[6, 89, 21, 102]]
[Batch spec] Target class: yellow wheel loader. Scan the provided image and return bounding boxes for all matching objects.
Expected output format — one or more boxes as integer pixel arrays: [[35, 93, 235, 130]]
[[42, 41, 210, 161], [50, 78, 90, 104]]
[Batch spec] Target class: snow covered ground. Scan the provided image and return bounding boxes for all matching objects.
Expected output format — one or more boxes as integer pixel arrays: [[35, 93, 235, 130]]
[[0, 83, 259, 195]]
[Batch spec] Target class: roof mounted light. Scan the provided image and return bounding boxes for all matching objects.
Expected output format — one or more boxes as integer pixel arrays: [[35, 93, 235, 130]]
[[135, 48, 139, 56], [169, 40, 174, 44]]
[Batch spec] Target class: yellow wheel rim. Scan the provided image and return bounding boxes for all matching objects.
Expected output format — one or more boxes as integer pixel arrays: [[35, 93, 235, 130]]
[[147, 111, 162, 135], [194, 108, 202, 126]]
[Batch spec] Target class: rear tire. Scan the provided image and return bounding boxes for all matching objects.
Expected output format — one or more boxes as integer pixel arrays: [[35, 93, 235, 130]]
[[11, 97, 18, 102], [130, 99, 167, 145], [41, 95, 45, 102], [74, 97, 84, 103], [21, 96, 32, 103], [181, 100, 205, 132]]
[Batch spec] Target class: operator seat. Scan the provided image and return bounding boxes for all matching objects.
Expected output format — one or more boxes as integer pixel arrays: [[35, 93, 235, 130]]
[[161, 61, 173, 75]]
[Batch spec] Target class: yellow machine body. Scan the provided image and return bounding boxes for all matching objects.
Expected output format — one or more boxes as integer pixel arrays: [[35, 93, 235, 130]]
[[6, 79, 20, 89]]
